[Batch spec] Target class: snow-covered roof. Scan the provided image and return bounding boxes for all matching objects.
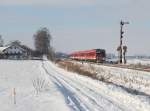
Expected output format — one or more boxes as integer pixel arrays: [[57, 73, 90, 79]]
[[0, 46, 9, 53], [0, 44, 31, 55]]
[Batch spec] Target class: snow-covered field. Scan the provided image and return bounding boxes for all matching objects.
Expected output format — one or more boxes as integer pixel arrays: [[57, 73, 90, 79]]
[[127, 58, 150, 66], [80, 62, 150, 95], [0, 60, 150, 111], [107, 58, 150, 66]]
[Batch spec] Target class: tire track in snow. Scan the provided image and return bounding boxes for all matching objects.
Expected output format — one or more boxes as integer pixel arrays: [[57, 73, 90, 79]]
[[49, 71, 119, 111], [49, 73, 105, 111], [53, 79, 90, 111], [41, 61, 91, 111], [44, 63, 126, 111], [49, 70, 130, 111], [42, 61, 126, 111]]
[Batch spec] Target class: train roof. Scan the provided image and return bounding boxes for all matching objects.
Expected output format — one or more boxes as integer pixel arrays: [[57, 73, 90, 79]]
[[70, 49, 105, 55]]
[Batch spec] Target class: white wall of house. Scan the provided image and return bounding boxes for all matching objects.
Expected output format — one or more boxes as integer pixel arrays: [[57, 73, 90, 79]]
[[0, 45, 28, 59], [4, 46, 25, 54]]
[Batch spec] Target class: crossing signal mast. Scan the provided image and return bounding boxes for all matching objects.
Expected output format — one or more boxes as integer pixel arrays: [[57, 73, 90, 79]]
[[119, 20, 129, 64]]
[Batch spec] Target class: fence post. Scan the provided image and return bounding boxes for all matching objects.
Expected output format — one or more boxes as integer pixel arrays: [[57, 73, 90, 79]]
[[13, 88, 16, 104]]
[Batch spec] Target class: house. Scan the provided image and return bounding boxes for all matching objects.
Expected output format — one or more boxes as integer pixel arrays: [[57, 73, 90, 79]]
[[0, 44, 32, 59]]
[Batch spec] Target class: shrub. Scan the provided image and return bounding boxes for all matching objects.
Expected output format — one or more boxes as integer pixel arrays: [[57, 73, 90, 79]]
[[32, 77, 48, 94]]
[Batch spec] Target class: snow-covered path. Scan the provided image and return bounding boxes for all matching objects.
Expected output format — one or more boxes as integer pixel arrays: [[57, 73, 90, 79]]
[[42, 62, 123, 111], [0, 60, 150, 111]]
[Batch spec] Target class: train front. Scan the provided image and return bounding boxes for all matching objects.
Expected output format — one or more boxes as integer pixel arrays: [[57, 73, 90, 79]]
[[96, 49, 106, 63]]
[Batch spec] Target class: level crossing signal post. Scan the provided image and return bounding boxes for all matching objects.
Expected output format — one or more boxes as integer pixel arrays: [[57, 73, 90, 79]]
[[119, 20, 129, 64]]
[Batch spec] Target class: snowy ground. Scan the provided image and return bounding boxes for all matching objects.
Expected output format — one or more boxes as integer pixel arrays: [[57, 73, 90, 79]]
[[0, 60, 150, 111], [127, 58, 150, 66], [108, 58, 150, 66]]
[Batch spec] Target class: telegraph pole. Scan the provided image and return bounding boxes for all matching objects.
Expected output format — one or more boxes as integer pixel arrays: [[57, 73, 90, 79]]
[[119, 20, 129, 64]]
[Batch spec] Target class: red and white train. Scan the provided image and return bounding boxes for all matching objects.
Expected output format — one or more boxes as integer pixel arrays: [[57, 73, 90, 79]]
[[69, 49, 106, 63]]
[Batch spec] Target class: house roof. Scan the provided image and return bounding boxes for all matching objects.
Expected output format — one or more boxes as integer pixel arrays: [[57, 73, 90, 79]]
[[0, 46, 9, 53], [0, 44, 33, 54]]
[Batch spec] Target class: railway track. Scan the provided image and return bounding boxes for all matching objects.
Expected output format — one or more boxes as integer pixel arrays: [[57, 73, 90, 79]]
[[97, 63, 150, 72], [65, 59, 150, 72]]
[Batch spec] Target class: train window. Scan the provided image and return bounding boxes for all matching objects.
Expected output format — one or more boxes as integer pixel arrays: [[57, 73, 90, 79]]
[[81, 54, 84, 56], [89, 53, 94, 56]]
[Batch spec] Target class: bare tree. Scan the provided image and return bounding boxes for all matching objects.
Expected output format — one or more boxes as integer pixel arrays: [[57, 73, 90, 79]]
[[0, 35, 4, 47], [48, 47, 55, 61], [117, 46, 121, 63], [34, 27, 54, 59], [9, 40, 21, 46]]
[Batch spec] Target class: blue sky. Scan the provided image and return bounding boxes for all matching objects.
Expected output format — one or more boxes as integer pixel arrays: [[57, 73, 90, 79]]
[[0, 0, 150, 55]]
